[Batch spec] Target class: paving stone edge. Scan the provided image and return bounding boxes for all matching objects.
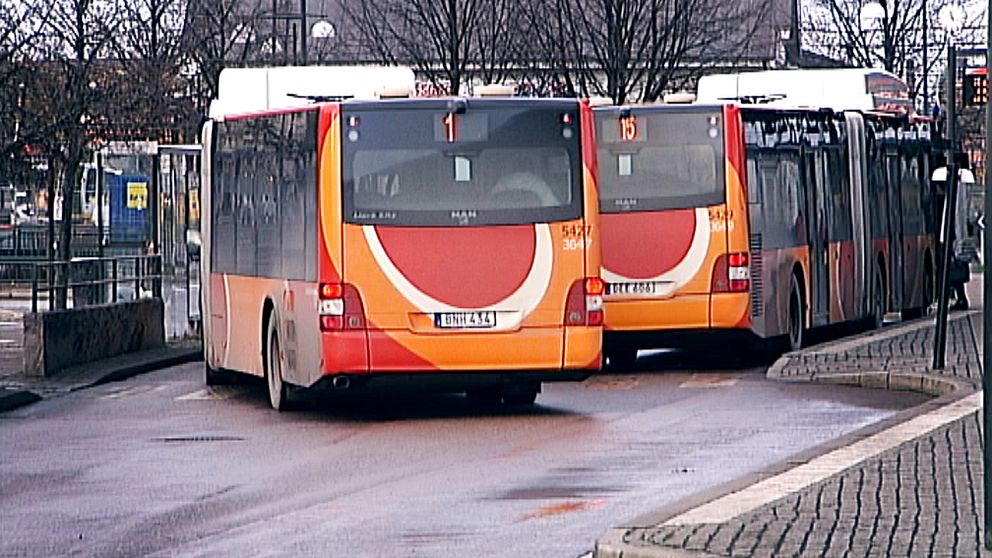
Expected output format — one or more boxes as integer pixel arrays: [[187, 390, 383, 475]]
[[595, 312, 981, 558]]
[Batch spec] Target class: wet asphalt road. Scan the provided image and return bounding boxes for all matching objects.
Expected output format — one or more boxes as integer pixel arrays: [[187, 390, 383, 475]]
[[0, 350, 927, 558]]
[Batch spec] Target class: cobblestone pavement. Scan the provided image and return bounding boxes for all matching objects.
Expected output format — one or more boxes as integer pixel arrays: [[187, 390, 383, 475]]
[[598, 279, 991, 558]]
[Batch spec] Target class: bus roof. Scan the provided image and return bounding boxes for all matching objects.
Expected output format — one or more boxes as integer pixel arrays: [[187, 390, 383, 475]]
[[696, 68, 913, 115], [208, 65, 416, 119]]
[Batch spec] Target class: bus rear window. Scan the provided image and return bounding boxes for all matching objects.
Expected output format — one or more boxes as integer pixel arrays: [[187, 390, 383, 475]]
[[343, 104, 582, 226], [596, 110, 725, 213]]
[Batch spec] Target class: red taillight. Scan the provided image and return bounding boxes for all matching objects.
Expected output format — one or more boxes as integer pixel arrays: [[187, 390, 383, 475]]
[[565, 278, 604, 326], [319, 283, 366, 331], [585, 277, 605, 296], [728, 253, 748, 267], [712, 253, 750, 293], [320, 283, 344, 299]]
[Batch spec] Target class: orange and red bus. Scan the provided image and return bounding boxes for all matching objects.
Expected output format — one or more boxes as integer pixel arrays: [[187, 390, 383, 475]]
[[594, 103, 935, 366], [200, 96, 603, 409]]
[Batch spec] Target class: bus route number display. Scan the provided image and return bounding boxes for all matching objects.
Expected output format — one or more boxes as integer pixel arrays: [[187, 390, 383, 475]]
[[435, 112, 489, 143], [619, 116, 638, 142], [600, 115, 646, 144]]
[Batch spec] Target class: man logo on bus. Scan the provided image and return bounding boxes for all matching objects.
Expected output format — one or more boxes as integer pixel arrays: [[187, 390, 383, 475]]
[[450, 209, 478, 225]]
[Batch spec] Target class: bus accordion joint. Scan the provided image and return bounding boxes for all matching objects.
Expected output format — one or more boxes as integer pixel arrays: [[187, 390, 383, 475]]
[[711, 252, 751, 293], [565, 278, 605, 326], [319, 283, 367, 331]]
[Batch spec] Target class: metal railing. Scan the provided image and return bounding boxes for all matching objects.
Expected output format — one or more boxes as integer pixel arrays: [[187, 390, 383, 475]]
[[0, 225, 102, 261], [29, 255, 163, 313]]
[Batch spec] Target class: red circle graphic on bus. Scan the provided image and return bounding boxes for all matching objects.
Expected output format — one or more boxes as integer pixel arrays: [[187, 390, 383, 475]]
[[375, 226, 536, 308], [601, 210, 696, 279]]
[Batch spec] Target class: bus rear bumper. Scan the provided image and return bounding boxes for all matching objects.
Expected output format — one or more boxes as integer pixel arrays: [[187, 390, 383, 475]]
[[321, 327, 601, 376], [310, 369, 592, 394], [604, 292, 750, 331], [604, 328, 762, 352]]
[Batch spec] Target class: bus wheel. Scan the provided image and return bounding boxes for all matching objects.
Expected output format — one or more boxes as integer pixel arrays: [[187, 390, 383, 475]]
[[901, 269, 933, 321], [605, 345, 638, 370], [501, 383, 539, 406], [787, 277, 804, 352], [466, 387, 502, 405], [205, 362, 238, 386], [265, 318, 293, 411], [923, 268, 935, 316], [871, 266, 886, 329]]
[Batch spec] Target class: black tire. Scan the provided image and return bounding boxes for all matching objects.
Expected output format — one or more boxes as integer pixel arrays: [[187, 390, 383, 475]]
[[605, 344, 638, 370], [500, 382, 540, 406], [466, 387, 502, 405], [901, 268, 933, 321], [871, 265, 886, 329], [787, 276, 804, 352], [205, 361, 238, 386], [265, 317, 294, 411]]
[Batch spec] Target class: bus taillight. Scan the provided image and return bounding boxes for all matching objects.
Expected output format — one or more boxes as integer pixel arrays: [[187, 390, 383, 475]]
[[712, 253, 750, 293], [319, 283, 366, 331], [566, 278, 604, 326]]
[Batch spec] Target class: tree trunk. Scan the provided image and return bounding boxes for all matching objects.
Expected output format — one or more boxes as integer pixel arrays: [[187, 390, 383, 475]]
[[46, 155, 58, 309], [57, 145, 83, 309]]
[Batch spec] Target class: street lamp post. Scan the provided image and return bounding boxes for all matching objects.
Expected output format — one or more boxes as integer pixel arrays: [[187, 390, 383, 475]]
[[300, 0, 307, 65], [983, 2, 992, 550]]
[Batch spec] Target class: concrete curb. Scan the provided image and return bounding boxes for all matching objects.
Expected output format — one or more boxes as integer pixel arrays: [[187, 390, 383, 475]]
[[0, 347, 202, 414], [86, 348, 202, 389], [0, 387, 41, 413]]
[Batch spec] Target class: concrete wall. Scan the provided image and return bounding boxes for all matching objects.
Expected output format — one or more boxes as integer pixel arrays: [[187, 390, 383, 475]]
[[23, 299, 165, 377]]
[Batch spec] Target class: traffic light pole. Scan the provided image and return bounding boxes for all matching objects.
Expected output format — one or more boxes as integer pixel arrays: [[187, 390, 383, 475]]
[[983, 6, 992, 549], [935, 45, 958, 370]]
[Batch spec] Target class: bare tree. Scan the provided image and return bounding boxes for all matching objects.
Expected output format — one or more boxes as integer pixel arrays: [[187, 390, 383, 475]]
[[16, 0, 124, 306], [114, 0, 197, 142], [802, 0, 986, 101], [341, 0, 517, 95], [0, 1, 48, 179], [543, 0, 772, 104], [471, 0, 523, 87], [182, 0, 268, 114]]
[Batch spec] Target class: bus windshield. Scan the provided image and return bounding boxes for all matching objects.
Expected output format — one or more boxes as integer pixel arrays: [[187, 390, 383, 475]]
[[342, 103, 582, 226], [597, 109, 725, 213]]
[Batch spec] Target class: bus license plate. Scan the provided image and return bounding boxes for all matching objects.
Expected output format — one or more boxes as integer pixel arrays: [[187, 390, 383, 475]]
[[607, 282, 657, 296], [435, 311, 497, 329]]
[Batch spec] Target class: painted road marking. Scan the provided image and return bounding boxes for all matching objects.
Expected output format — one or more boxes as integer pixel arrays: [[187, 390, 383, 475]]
[[101, 384, 169, 400], [583, 376, 640, 391], [176, 389, 213, 401], [176, 387, 243, 401], [664, 391, 982, 526], [678, 374, 739, 389]]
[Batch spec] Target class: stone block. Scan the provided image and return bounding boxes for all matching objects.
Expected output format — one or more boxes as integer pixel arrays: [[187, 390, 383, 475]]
[[23, 298, 164, 376]]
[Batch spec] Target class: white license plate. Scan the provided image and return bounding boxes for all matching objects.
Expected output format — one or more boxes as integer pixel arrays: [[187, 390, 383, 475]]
[[435, 311, 497, 329], [607, 282, 658, 296]]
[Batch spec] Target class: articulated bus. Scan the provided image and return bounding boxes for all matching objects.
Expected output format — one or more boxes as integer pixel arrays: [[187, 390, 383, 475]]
[[201, 96, 603, 410], [594, 103, 934, 365]]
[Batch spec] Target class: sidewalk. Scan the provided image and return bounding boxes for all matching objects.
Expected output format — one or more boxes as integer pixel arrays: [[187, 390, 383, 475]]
[[596, 277, 990, 558], [0, 299, 201, 413]]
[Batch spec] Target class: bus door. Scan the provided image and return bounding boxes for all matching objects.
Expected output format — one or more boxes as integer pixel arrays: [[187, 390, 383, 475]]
[[804, 151, 830, 326], [886, 153, 905, 310]]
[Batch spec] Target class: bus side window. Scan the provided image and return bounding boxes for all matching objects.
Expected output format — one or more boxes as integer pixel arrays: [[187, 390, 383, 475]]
[[746, 157, 761, 204], [212, 134, 239, 274]]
